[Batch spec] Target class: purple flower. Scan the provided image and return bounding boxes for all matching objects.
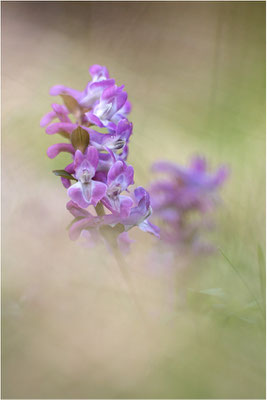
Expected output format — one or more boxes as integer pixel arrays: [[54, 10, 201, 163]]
[[66, 201, 102, 241], [46, 143, 75, 159], [90, 119, 132, 155], [152, 157, 228, 191], [68, 146, 107, 208], [89, 64, 110, 81], [49, 65, 114, 108], [45, 65, 115, 130], [150, 156, 229, 250], [40, 104, 71, 127], [86, 85, 130, 131], [66, 186, 160, 245], [151, 156, 228, 213], [45, 122, 78, 137], [41, 65, 160, 251], [67, 200, 133, 251], [49, 85, 84, 103], [101, 160, 134, 217], [79, 65, 115, 108], [120, 187, 160, 237]]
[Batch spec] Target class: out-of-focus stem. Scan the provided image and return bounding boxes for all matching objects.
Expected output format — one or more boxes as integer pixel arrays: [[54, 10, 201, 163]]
[[94, 202, 146, 319], [113, 248, 146, 319]]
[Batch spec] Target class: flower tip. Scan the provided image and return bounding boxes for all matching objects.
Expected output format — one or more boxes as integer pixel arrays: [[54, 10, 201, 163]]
[[66, 200, 74, 211], [49, 85, 64, 96], [46, 147, 55, 159], [40, 117, 47, 127]]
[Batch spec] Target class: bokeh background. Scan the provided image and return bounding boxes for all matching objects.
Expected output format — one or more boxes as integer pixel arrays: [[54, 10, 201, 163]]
[[2, 1, 265, 399]]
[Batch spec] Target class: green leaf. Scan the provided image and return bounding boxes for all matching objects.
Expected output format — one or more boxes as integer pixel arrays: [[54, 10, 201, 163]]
[[225, 300, 260, 325], [198, 288, 226, 298], [219, 248, 265, 319], [257, 245, 266, 303], [241, 300, 259, 311], [187, 288, 226, 313], [52, 170, 77, 181]]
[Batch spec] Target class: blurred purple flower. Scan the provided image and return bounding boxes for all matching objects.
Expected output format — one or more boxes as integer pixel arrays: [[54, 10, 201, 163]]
[[117, 187, 160, 237], [66, 186, 159, 243], [150, 156, 229, 250]]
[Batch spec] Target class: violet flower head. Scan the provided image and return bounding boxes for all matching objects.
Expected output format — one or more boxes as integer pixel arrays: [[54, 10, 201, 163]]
[[66, 186, 159, 247], [150, 156, 228, 251], [118, 187, 160, 237], [79, 65, 115, 109], [101, 160, 134, 217], [41, 65, 159, 250], [86, 84, 130, 132], [90, 119, 133, 156], [40, 103, 71, 127], [68, 147, 107, 208], [153, 157, 228, 192]]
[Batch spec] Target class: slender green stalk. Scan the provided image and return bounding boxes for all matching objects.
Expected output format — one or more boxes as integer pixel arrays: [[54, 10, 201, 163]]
[[219, 247, 265, 320]]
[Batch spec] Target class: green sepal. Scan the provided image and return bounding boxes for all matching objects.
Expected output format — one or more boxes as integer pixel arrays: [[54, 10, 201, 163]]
[[52, 170, 77, 181]]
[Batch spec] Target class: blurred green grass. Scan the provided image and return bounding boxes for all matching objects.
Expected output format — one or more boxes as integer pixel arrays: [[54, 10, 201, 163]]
[[2, 2, 265, 399]]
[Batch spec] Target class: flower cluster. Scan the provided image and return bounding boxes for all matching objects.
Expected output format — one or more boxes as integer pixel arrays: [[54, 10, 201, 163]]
[[41, 65, 159, 249], [149, 156, 228, 252]]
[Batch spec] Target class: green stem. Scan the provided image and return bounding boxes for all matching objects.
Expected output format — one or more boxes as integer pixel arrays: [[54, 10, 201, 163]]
[[219, 248, 265, 320]]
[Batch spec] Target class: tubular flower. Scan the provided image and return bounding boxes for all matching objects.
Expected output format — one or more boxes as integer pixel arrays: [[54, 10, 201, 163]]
[[41, 65, 159, 249]]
